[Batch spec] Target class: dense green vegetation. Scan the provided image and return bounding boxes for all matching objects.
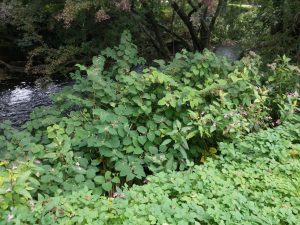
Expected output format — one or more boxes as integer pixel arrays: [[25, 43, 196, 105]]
[[1, 0, 300, 224], [1, 31, 300, 224], [3, 118, 300, 224], [218, 0, 300, 61], [0, 0, 299, 75]]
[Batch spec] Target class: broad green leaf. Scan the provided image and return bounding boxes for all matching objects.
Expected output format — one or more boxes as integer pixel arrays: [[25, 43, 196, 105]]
[[75, 174, 85, 183], [148, 146, 158, 154], [111, 177, 120, 184], [138, 136, 147, 145], [86, 168, 96, 179], [102, 182, 112, 191], [147, 132, 155, 142], [133, 147, 144, 155], [94, 176, 105, 184], [161, 139, 172, 146], [123, 136, 132, 145], [137, 126, 147, 134]]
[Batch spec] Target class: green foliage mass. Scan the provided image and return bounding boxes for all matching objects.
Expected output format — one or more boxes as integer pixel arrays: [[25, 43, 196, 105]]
[[0, 31, 299, 224], [216, 0, 300, 63], [2, 117, 300, 224], [1, 0, 299, 76]]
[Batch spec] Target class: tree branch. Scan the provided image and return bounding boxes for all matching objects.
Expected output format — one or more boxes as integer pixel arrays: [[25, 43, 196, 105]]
[[157, 23, 192, 51], [209, 0, 227, 31], [140, 25, 162, 54], [170, 1, 203, 51], [141, 5, 171, 59], [130, 1, 170, 59], [0, 60, 25, 73], [187, 0, 197, 10]]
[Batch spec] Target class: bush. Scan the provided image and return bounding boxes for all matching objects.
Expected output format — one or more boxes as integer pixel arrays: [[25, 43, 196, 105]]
[[0, 31, 299, 224], [5, 117, 300, 225]]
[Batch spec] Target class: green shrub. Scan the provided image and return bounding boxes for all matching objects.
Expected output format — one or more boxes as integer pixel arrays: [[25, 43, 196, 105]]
[[5, 118, 300, 225], [1, 31, 299, 197], [220, 116, 300, 162], [0, 31, 299, 224], [266, 55, 300, 96]]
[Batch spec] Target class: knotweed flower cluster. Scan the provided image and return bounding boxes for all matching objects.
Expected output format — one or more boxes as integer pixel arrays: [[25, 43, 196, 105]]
[[95, 10, 110, 22]]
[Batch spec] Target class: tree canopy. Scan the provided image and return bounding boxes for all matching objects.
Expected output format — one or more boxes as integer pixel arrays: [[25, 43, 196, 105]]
[[1, 0, 299, 75]]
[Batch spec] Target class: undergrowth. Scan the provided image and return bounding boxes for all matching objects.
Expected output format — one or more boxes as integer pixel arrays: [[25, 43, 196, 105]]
[[0, 31, 299, 224]]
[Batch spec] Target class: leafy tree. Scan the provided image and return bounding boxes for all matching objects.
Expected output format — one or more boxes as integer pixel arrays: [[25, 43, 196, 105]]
[[0, 0, 230, 75], [230, 0, 300, 62]]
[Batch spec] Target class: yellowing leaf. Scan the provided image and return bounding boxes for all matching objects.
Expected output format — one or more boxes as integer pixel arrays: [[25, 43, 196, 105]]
[[200, 156, 206, 163], [0, 161, 9, 166], [209, 147, 217, 154], [289, 149, 299, 157], [292, 100, 298, 107]]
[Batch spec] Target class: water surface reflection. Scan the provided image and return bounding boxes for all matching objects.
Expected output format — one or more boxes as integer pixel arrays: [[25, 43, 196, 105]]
[[0, 75, 69, 125]]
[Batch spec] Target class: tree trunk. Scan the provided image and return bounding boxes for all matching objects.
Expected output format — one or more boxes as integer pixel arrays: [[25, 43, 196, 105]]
[[271, 0, 285, 34], [0, 60, 25, 73], [140, 1, 171, 59], [170, 1, 204, 51]]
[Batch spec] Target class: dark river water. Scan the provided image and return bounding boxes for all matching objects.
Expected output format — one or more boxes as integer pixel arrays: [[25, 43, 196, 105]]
[[215, 45, 242, 62], [0, 74, 70, 125], [0, 45, 242, 125]]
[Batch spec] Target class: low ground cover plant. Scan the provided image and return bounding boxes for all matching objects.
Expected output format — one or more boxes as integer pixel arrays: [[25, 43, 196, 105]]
[[2, 117, 300, 224]]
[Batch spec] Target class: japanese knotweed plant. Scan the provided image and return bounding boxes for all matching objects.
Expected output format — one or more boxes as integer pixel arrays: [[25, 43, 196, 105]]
[[49, 31, 294, 177], [0, 160, 40, 223], [0, 31, 299, 200]]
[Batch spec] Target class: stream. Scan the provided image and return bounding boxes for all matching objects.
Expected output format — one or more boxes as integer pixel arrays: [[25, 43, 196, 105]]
[[214, 44, 242, 62], [0, 45, 242, 125], [0, 73, 70, 125]]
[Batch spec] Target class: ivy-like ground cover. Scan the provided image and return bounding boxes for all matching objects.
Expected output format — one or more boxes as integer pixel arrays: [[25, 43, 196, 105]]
[[4, 118, 300, 224], [0, 31, 300, 224]]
